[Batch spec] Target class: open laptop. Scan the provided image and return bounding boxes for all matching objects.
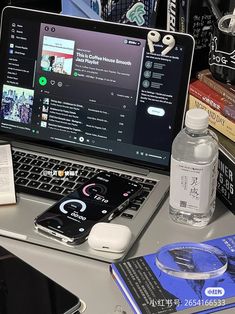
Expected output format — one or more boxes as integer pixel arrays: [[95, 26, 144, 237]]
[[0, 6, 194, 262]]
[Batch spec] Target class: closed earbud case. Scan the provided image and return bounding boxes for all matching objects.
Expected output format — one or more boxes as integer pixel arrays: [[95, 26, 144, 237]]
[[88, 222, 132, 253]]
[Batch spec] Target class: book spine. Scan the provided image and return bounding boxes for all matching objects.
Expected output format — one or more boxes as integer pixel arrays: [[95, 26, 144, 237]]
[[110, 264, 141, 314], [197, 71, 235, 104], [178, 0, 187, 32], [148, 0, 159, 27], [189, 81, 235, 122], [167, 0, 179, 31], [188, 95, 235, 142], [217, 145, 235, 213]]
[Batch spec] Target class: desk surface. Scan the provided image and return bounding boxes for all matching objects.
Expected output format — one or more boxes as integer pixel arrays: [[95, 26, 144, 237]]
[[0, 197, 235, 314]]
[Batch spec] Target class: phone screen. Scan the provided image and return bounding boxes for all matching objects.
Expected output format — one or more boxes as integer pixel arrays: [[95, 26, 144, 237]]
[[0, 246, 81, 314], [35, 172, 142, 244]]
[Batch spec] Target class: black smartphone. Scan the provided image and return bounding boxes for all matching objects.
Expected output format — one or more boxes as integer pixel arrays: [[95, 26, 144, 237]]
[[0, 246, 82, 314], [34, 172, 142, 245]]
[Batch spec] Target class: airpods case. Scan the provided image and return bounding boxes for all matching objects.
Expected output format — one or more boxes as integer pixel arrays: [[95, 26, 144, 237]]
[[88, 222, 132, 253]]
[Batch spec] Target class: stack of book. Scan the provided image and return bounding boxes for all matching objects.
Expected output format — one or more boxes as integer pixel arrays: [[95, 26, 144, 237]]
[[188, 69, 235, 213]]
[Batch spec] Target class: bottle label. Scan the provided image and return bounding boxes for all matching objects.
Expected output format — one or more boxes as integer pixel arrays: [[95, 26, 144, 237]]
[[170, 156, 218, 214]]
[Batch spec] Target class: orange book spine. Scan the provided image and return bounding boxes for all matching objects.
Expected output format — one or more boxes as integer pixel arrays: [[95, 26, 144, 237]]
[[188, 94, 235, 142]]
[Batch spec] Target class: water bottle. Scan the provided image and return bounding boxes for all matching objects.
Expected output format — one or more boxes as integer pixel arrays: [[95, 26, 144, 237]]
[[169, 108, 219, 227]]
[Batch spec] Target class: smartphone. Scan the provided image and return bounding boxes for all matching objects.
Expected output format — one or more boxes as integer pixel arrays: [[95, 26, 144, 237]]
[[0, 245, 83, 314], [34, 172, 142, 245]]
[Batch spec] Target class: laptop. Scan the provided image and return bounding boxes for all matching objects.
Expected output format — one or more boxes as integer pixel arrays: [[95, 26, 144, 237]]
[[0, 6, 194, 262]]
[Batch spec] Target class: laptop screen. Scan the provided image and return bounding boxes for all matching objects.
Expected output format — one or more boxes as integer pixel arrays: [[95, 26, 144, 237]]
[[0, 7, 194, 171]]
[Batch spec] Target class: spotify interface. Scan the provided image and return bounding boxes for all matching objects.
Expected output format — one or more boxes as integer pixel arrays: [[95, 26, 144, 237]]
[[0, 17, 187, 168], [35, 172, 142, 243]]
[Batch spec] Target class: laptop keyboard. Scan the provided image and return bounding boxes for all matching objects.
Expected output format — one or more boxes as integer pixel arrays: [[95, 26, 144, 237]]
[[13, 149, 157, 219]]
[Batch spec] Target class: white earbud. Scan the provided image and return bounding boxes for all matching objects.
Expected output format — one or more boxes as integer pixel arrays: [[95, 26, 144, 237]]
[[161, 34, 175, 56], [147, 31, 161, 53]]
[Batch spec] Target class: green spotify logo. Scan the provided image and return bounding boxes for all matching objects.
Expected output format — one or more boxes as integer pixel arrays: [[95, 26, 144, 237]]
[[39, 76, 47, 86]]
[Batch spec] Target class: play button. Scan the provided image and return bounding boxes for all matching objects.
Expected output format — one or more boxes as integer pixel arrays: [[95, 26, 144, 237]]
[[39, 76, 47, 86]]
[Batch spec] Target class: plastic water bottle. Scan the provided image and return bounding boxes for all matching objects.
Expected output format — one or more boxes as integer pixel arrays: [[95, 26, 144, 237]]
[[169, 108, 219, 227]]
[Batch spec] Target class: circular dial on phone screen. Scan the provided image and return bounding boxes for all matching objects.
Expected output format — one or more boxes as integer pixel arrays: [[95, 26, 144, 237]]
[[59, 199, 87, 214], [82, 183, 107, 196]]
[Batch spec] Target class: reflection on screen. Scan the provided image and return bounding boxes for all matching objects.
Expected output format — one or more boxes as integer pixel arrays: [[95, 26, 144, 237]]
[[0, 246, 80, 314]]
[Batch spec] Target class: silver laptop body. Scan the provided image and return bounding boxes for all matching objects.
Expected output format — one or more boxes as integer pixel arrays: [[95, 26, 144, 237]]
[[0, 7, 194, 262]]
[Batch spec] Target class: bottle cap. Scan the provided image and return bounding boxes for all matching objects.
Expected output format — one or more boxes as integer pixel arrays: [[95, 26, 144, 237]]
[[185, 108, 209, 130]]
